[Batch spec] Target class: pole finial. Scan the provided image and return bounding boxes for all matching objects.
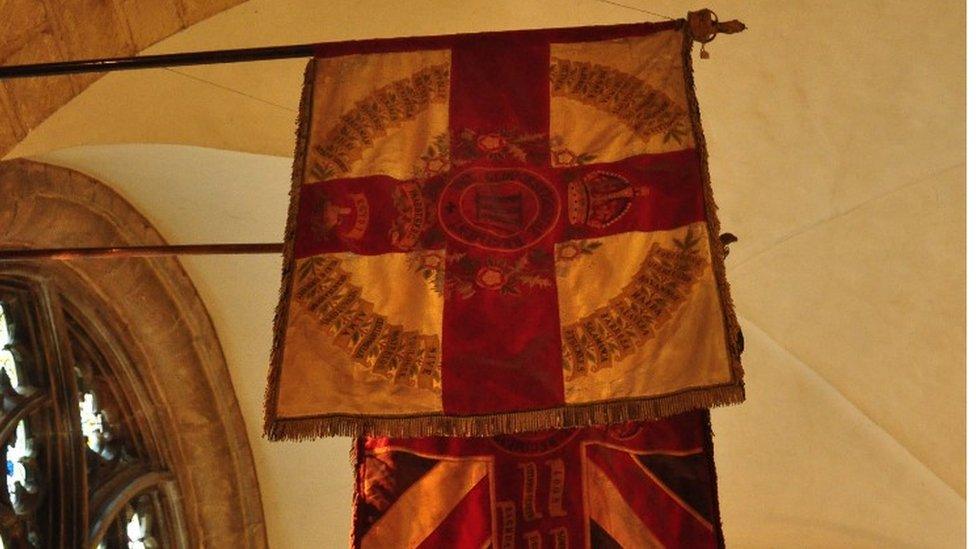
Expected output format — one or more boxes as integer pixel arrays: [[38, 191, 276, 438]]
[[687, 9, 746, 45]]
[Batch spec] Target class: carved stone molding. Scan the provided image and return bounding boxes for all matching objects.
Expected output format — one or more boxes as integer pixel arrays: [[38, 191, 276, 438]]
[[0, 159, 266, 547]]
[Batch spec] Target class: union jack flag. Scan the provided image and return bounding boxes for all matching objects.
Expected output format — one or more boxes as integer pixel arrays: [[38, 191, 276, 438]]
[[353, 410, 724, 548]]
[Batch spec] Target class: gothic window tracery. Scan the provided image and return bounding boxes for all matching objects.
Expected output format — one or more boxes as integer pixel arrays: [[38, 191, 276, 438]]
[[0, 280, 186, 548]]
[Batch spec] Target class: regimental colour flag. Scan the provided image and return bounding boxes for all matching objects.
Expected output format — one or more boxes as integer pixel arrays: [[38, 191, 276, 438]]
[[353, 411, 725, 548], [265, 19, 744, 439]]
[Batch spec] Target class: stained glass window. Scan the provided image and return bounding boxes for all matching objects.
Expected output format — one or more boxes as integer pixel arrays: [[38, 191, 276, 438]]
[[5, 420, 37, 510], [79, 392, 106, 453], [0, 304, 19, 391], [126, 508, 154, 549], [0, 284, 186, 547]]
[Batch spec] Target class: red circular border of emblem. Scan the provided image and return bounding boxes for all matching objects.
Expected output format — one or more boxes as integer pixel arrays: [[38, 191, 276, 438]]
[[488, 428, 581, 456], [437, 166, 561, 252]]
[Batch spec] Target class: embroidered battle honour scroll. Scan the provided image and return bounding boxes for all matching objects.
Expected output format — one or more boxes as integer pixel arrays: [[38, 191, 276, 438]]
[[265, 19, 744, 439]]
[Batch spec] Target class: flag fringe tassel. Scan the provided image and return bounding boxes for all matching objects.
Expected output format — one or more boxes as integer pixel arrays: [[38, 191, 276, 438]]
[[681, 20, 746, 384], [265, 383, 744, 440], [264, 58, 317, 441]]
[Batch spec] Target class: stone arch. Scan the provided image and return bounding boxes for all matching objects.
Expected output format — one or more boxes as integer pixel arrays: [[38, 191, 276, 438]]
[[0, 159, 266, 546]]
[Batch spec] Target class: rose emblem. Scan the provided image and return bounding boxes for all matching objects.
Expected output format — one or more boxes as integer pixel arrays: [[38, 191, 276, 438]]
[[557, 243, 581, 261], [552, 149, 577, 166], [476, 133, 507, 153], [423, 156, 448, 175], [475, 266, 507, 290], [421, 252, 443, 270]]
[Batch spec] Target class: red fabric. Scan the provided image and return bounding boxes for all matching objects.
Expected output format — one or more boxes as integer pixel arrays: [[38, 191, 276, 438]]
[[353, 411, 725, 548], [415, 477, 494, 549], [294, 150, 705, 259], [587, 444, 716, 546], [449, 36, 550, 137], [294, 174, 421, 257], [313, 21, 682, 58], [293, 147, 707, 413], [441, 35, 563, 414]]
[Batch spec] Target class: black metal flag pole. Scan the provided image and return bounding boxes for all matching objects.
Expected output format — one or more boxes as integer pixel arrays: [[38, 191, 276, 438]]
[[0, 9, 742, 80], [0, 44, 318, 79]]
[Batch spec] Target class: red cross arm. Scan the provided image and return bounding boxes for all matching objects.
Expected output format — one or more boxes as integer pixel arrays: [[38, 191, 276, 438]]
[[554, 148, 707, 243], [293, 174, 447, 259]]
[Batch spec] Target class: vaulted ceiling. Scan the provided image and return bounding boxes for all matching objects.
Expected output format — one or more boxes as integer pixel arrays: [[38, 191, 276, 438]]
[[1, 1, 965, 547], [0, 0, 246, 155]]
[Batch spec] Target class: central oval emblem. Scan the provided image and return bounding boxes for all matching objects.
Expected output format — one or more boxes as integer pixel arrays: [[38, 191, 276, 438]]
[[438, 167, 560, 251]]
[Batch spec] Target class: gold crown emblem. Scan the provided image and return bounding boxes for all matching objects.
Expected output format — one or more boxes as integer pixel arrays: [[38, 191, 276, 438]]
[[567, 171, 647, 228]]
